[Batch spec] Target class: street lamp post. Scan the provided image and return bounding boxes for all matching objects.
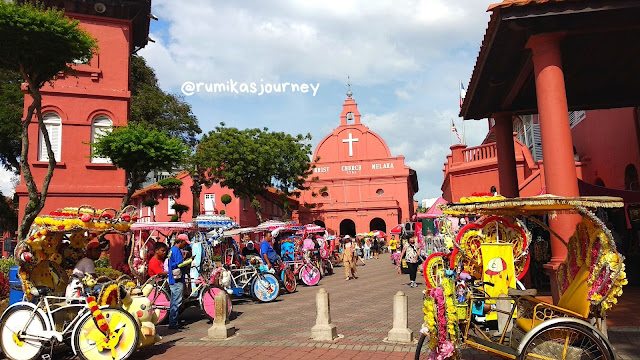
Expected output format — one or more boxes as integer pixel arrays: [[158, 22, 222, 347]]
[[191, 172, 201, 219]]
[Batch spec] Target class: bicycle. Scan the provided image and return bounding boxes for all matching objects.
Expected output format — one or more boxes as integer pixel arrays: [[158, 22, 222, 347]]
[[0, 286, 139, 360]]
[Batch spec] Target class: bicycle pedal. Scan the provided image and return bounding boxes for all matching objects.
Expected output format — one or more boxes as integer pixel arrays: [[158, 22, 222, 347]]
[[41, 354, 51, 360]]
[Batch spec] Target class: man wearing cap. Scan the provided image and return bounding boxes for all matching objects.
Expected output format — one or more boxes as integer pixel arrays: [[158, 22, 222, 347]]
[[168, 234, 192, 329], [65, 240, 102, 298]]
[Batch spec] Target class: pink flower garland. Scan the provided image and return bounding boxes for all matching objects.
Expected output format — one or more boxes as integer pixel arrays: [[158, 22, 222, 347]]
[[428, 287, 456, 360]]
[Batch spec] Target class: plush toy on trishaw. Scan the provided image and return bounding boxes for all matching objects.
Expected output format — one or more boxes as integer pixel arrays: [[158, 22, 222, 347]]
[[0, 206, 160, 360], [416, 196, 627, 360]]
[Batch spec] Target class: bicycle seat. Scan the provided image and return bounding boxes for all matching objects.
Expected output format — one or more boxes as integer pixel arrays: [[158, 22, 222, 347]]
[[30, 286, 53, 297], [507, 288, 537, 297]]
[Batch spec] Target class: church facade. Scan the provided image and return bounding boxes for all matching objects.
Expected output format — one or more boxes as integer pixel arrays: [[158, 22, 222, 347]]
[[298, 92, 418, 236]]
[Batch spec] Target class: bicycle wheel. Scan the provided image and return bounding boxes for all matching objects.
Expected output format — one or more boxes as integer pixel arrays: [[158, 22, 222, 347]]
[[147, 286, 170, 325], [423, 253, 446, 289], [519, 323, 613, 360], [281, 268, 297, 293], [300, 264, 321, 286], [74, 308, 139, 360], [0, 306, 46, 360], [251, 274, 279, 302], [325, 260, 334, 275], [414, 333, 431, 360], [199, 286, 232, 321]]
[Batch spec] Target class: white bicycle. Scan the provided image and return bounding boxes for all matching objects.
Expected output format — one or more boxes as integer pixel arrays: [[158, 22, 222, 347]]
[[0, 286, 139, 360]]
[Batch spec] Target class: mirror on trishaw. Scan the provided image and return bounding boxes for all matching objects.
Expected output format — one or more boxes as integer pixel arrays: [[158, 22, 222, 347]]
[[416, 195, 627, 360]]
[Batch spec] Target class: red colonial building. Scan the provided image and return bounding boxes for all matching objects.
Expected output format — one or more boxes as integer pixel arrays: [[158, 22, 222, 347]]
[[298, 91, 418, 236], [14, 1, 152, 264]]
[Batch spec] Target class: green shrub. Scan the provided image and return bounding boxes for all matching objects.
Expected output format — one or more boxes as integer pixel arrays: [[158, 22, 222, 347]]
[[142, 198, 159, 207], [95, 267, 123, 280], [0, 258, 17, 277], [158, 178, 183, 188], [94, 254, 110, 268], [212, 255, 221, 262]]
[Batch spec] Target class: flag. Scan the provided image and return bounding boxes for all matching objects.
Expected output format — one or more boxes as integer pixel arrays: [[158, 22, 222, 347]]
[[459, 81, 466, 108], [451, 119, 463, 144]]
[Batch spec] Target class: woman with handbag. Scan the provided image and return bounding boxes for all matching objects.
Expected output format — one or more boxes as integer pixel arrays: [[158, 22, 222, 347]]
[[398, 236, 421, 288]]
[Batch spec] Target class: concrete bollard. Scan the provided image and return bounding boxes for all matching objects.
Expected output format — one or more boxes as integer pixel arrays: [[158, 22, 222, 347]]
[[207, 290, 236, 340], [386, 291, 413, 343], [310, 288, 337, 341]]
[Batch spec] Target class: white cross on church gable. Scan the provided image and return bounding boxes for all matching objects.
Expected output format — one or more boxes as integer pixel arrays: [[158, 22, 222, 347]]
[[342, 132, 359, 157]]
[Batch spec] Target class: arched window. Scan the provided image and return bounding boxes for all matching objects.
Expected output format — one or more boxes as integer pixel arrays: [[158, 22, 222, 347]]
[[38, 112, 62, 162], [625, 164, 639, 191], [91, 115, 113, 163]]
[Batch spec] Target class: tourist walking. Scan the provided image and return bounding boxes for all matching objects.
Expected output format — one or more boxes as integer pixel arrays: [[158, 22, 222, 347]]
[[341, 236, 358, 280], [373, 238, 380, 259], [398, 236, 420, 288], [363, 239, 371, 260], [354, 240, 366, 266]]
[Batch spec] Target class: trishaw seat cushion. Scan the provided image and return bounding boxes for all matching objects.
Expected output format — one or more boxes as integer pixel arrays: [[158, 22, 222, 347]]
[[507, 288, 537, 297], [557, 265, 590, 318], [515, 317, 544, 333]]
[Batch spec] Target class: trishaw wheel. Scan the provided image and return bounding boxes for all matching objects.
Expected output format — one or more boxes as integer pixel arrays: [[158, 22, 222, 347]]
[[147, 287, 171, 325], [74, 308, 139, 360], [300, 265, 321, 286], [423, 252, 446, 289], [414, 333, 430, 360], [251, 274, 280, 302], [199, 286, 232, 321], [0, 306, 46, 360], [519, 323, 613, 360], [281, 268, 297, 293]]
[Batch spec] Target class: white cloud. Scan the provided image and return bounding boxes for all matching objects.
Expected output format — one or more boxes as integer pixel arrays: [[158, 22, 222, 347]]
[[0, 168, 17, 196]]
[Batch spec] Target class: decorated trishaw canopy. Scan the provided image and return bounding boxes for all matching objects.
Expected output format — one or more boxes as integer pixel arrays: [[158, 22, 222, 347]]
[[130, 221, 197, 232], [255, 220, 303, 231], [193, 215, 238, 230], [440, 195, 624, 216], [296, 224, 324, 235], [356, 231, 386, 238], [218, 227, 257, 237]]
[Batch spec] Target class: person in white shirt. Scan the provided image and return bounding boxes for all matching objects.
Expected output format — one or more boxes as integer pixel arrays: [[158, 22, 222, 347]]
[[66, 241, 102, 298]]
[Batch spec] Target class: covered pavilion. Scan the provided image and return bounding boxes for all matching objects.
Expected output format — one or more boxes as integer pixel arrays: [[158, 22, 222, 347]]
[[460, 0, 640, 301]]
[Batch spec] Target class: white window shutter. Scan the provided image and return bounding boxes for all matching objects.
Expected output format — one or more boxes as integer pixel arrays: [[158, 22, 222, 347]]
[[91, 116, 112, 163], [39, 113, 61, 162], [168, 196, 176, 215]]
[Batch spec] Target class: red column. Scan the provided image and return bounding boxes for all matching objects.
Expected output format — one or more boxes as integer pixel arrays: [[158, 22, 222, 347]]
[[494, 113, 519, 198], [528, 33, 581, 302]]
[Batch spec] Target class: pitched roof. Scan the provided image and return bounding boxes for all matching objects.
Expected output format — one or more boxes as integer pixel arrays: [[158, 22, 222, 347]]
[[488, 0, 574, 11], [131, 170, 190, 199]]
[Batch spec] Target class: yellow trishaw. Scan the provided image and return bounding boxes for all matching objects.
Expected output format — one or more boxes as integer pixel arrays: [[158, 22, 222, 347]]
[[416, 196, 627, 360]]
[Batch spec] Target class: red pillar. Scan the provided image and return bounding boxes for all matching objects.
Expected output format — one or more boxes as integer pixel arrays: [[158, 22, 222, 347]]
[[528, 33, 581, 302], [494, 113, 519, 198]]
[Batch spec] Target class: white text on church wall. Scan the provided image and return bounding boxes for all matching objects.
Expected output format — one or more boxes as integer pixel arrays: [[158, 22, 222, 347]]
[[371, 163, 394, 170], [314, 167, 330, 173]]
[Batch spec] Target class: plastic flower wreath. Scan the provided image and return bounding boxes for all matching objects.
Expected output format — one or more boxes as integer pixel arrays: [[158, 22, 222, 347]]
[[422, 277, 461, 360]]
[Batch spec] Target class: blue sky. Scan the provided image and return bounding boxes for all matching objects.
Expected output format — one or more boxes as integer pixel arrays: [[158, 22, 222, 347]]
[[0, 0, 500, 201]]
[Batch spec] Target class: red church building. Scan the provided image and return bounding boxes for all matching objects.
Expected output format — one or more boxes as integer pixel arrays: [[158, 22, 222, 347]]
[[298, 90, 418, 236]]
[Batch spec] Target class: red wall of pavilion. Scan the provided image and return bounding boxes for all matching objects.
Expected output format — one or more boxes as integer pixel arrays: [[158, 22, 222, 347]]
[[571, 108, 640, 189], [15, 15, 133, 263]]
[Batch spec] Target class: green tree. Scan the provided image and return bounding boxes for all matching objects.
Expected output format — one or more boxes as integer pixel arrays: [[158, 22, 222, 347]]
[[0, 2, 98, 240], [129, 55, 201, 146], [220, 194, 232, 214], [92, 124, 189, 210], [142, 198, 159, 221], [0, 192, 18, 236], [193, 124, 314, 222], [0, 69, 22, 174]]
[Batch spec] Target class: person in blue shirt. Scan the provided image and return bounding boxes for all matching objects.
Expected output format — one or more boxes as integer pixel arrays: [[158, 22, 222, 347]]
[[168, 234, 192, 329], [260, 231, 281, 270]]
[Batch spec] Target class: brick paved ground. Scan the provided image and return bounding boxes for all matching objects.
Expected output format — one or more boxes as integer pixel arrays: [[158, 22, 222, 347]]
[[126, 256, 639, 359]]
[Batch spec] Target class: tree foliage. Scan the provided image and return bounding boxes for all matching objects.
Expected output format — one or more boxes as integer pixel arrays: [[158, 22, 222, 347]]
[[129, 55, 201, 146], [0, 69, 22, 174], [92, 124, 189, 210], [193, 124, 314, 222], [220, 194, 232, 206], [0, 2, 98, 240], [0, 193, 18, 236]]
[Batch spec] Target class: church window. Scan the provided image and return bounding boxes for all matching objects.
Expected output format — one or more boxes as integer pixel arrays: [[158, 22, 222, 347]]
[[321, 192, 329, 198], [91, 115, 113, 163], [167, 195, 176, 215], [376, 189, 384, 196], [39, 112, 62, 162], [346, 112, 355, 124]]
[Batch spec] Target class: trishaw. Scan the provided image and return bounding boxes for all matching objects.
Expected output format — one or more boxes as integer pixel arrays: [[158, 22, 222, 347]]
[[135, 217, 236, 323], [0, 206, 160, 360], [416, 196, 627, 360]]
